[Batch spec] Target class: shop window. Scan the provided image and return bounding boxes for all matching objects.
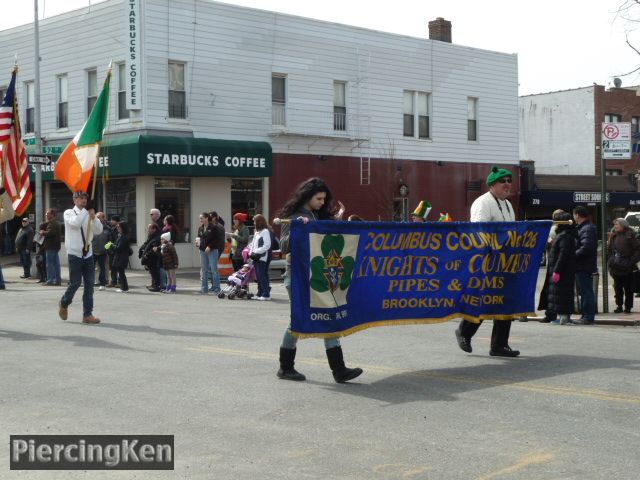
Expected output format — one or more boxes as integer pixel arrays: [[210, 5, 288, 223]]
[[49, 179, 137, 243], [106, 178, 137, 243], [231, 178, 263, 234], [155, 178, 190, 242]]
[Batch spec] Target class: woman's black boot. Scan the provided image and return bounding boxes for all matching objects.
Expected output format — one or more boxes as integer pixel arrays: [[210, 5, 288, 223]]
[[326, 346, 363, 383], [277, 348, 306, 381]]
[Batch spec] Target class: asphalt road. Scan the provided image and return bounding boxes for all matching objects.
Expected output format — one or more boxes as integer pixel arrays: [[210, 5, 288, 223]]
[[1, 266, 639, 479]]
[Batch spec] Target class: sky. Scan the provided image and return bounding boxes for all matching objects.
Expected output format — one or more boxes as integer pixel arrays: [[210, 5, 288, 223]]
[[0, 0, 638, 96]]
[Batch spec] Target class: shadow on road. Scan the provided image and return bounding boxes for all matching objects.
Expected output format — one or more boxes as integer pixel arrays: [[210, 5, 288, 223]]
[[0, 329, 144, 351], [314, 354, 640, 404]]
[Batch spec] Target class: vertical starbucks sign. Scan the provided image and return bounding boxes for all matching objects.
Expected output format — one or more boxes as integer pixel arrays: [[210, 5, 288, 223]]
[[126, 0, 141, 110]]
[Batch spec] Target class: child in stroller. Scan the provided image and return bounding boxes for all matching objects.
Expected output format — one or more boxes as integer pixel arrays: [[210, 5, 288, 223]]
[[218, 260, 256, 299]]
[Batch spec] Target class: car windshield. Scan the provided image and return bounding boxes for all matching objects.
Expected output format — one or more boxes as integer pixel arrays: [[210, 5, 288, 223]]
[[625, 213, 640, 227]]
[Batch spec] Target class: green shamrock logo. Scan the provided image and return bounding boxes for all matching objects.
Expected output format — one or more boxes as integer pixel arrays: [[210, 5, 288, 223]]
[[310, 234, 355, 294]]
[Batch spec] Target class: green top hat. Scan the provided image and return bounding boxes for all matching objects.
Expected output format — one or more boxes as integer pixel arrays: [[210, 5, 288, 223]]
[[411, 200, 432, 219]]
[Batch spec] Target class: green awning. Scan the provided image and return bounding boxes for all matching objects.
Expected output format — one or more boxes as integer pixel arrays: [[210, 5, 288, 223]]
[[30, 135, 272, 181]]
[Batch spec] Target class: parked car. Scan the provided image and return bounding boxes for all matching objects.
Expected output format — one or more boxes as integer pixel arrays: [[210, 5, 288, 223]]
[[624, 211, 640, 233]]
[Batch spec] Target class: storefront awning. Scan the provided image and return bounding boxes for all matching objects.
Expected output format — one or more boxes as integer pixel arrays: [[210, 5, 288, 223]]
[[30, 135, 272, 181]]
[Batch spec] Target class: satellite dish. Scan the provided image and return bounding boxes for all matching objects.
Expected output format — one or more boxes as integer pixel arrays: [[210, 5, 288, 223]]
[[613, 77, 622, 88]]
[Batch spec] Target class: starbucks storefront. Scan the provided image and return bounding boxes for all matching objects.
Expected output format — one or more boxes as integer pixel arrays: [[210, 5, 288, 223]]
[[35, 135, 272, 268]]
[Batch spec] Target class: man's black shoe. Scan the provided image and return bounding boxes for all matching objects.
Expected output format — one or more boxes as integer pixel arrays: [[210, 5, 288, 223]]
[[614, 307, 623, 313], [571, 319, 595, 326], [490, 346, 520, 357], [455, 329, 472, 353]]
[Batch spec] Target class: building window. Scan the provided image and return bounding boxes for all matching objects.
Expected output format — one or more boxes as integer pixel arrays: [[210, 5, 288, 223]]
[[334, 81, 346, 131], [403, 90, 430, 139], [468, 97, 478, 141], [25, 82, 35, 134], [168, 61, 186, 119], [632, 116, 640, 135], [57, 74, 68, 129], [272, 75, 286, 126], [231, 178, 263, 234], [155, 178, 190, 242], [604, 113, 621, 123], [87, 69, 97, 116], [117, 63, 129, 120]]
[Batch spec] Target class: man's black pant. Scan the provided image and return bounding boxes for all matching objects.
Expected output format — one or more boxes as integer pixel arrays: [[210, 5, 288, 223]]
[[458, 319, 512, 350]]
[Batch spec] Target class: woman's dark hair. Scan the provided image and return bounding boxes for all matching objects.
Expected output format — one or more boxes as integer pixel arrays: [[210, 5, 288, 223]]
[[200, 212, 211, 221], [118, 221, 129, 235], [552, 210, 571, 222], [164, 214, 180, 235], [278, 177, 334, 219], [148, 223, 159, 232]]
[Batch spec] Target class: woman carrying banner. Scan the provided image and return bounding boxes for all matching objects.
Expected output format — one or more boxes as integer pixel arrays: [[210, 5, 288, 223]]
[[276, 177, 362, 383]]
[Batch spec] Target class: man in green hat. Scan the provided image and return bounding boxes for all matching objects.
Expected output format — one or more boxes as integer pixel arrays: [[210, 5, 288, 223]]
[[410, 200, 431, 223], [454, 166, 520, 357]]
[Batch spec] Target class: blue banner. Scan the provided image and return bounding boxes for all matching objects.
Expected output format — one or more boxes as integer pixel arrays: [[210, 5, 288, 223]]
[[290, 220, 552, 338]]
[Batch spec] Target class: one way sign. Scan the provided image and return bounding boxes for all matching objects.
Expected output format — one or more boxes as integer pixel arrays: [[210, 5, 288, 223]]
[[27, 154, 53, 165]]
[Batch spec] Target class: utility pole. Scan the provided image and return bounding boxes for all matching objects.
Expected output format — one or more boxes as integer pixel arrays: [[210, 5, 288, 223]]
[[33, 0, 43, 228]]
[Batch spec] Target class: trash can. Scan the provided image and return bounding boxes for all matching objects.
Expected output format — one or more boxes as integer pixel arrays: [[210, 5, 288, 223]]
[[592, 271, 599, 313]]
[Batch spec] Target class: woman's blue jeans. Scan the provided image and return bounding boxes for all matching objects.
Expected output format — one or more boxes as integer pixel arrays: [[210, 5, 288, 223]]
[[200, 249, 220, 292]]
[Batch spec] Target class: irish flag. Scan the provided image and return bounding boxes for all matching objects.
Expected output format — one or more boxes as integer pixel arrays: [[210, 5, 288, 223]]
[[54, 68, 111, 193]]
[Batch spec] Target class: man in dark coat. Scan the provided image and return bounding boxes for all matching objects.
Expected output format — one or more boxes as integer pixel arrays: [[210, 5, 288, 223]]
[[572, 206, 598, 325], [15, 218, 35, 278], [42, 209, 62, 285]]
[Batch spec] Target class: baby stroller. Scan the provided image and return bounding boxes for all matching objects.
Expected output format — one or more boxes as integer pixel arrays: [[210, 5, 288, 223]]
[[218, 259, 256, 300]]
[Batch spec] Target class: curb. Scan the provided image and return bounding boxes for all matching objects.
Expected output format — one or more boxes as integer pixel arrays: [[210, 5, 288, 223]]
[[525, 316, 639, 327]]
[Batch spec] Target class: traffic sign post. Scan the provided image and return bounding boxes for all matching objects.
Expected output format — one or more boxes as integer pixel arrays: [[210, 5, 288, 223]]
[[27, 154, 52, 165]]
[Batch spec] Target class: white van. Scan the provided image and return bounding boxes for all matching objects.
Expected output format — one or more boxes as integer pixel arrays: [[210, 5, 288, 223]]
[[624, 211, 640, 231]]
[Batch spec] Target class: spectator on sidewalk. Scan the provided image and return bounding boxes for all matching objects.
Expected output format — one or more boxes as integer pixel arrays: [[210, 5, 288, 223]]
[[15, 218, 34, 279], [150, 208, 167, 290], [106, 214, 120, 287], [607, 218, 640, 314], [42, 209, 62, 285], [543, 210, 578, 325], [572, 206, 598, 325], [139, 223, 162, 292], [92, 212, 110, 290], [112, 221, 132, 293]]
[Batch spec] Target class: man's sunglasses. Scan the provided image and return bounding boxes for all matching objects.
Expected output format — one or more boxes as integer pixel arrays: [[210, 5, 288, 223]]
[[497, 178, 512, 184]]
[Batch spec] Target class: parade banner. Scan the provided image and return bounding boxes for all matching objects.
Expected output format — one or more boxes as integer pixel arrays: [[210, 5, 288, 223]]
[[290, 220, 552, 338]]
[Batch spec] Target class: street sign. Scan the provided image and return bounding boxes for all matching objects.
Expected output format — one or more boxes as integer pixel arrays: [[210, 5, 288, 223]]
[[42, 146, 63, 154], [601, 122, 631, 159], [27, 154, 52, 165]]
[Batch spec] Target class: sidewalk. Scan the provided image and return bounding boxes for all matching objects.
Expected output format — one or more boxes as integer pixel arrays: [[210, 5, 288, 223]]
[[1, 259, 637, 326]]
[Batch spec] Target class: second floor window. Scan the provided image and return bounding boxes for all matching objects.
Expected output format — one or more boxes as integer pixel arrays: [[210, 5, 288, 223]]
[[25, 82, 35, 133], [604, 113, 621, 123], [57, 75, 68, 129], [168, 61, 186, 119], [403, 90, 430, 139], [87, 69, 97, 116], [334, 81, 346, 131], [272, 75, 286, 126], [468, 97, 478, 141], [118, 63, 129, 120], [632, 116, 640, 135]]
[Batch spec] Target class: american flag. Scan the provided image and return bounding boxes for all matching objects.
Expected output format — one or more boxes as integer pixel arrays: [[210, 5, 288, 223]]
[[0, 67, 31, 216]]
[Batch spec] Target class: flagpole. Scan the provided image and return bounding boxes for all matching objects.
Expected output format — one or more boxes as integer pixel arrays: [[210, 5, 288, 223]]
[[34, 0, 43, 227]]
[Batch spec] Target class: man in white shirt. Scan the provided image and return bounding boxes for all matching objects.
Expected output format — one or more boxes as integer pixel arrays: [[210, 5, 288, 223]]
[[58, 191, 104, 324], [455, 166, 520, 357]]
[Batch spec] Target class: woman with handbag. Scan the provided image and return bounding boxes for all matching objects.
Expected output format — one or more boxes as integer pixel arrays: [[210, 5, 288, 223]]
[[112, 222, 132, 293], [607, 218, 640, 313], [248, 214, 272, 301]]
